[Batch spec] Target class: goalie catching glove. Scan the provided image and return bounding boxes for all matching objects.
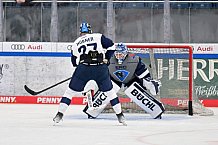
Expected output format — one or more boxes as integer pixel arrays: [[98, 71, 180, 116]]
[[142, 78, 162, 96]]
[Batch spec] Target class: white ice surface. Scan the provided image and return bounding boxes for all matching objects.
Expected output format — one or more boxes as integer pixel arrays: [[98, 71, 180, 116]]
[[0, 104, 218, 145]]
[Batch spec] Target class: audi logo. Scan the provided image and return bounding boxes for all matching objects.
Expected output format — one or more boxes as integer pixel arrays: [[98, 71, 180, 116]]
[[11, 44, 25, 50]]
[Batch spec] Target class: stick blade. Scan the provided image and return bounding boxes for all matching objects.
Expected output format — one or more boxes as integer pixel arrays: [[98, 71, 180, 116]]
[[24, 85, 38, 95]]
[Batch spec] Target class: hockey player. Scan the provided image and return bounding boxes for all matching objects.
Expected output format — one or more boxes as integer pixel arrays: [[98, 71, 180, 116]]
[[83, 43, 164, 119], [53, 22, 126, 125]]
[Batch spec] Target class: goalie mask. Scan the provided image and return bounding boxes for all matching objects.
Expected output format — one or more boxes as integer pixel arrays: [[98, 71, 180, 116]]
[[115, 43, 128, 64], [80, 22, 92, 34]]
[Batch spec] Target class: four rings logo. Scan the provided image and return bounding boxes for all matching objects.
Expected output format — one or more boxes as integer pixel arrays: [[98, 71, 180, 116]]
[[11, 44, 25, 50]]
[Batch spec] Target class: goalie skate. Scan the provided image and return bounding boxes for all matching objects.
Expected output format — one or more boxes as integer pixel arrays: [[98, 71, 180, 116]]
[[53, 112, 63, 124], [116, 112, 127, 126]]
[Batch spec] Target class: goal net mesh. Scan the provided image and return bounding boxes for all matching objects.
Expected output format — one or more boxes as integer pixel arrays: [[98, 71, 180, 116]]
[[103, 44, 214, 116]]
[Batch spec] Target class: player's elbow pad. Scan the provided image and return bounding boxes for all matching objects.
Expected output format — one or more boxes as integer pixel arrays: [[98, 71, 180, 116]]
[[71, 55, 77, 67], [72, 63, 77, 67]]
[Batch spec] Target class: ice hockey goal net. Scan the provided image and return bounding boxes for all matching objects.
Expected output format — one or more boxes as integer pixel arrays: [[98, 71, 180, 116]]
[[104, 44, 214, 116]]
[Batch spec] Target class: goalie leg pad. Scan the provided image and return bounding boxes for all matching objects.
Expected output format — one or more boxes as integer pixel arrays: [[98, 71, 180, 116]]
[[83, 91, 110, 118], [125, 82, 165, 118]]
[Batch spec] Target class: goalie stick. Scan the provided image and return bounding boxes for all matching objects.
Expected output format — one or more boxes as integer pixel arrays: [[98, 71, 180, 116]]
[[24, 77, 72, 95]]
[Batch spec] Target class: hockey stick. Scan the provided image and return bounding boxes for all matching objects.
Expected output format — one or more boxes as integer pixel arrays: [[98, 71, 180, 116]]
[[24, 77, 72, 95]]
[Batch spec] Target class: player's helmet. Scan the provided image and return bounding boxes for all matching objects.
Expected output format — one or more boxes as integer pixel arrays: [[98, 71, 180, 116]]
[[115, 43, 128, 64], [80, 22, 92, 34]]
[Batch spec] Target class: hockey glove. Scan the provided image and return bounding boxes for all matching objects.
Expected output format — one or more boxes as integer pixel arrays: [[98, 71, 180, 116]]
[[142, 78, 161, 95]]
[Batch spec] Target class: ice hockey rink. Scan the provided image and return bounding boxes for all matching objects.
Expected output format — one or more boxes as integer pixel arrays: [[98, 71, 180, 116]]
[[0, 104, 218, 145]]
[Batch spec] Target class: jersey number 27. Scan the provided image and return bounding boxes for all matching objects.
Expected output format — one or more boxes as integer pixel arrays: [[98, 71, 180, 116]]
[[78, 43, 97, 54]]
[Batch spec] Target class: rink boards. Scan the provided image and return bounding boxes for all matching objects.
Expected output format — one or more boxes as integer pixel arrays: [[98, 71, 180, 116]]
[[0, 42, 218, 107]]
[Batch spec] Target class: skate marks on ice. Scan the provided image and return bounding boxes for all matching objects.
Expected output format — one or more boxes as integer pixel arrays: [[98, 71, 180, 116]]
[[0, 105, 218, 145]]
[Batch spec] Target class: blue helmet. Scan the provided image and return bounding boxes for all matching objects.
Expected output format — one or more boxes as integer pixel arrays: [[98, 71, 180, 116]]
[[115, 43, 128, 64], [80, 22, 92, 34]]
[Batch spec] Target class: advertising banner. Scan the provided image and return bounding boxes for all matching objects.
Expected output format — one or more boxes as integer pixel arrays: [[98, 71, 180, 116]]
[[0, 42, 218, 107]]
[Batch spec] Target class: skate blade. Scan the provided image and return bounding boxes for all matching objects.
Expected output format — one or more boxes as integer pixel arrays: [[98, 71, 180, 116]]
[[53, 119, 63, 126], [53, 121, 61, 126], [120, 121, 127, 126]]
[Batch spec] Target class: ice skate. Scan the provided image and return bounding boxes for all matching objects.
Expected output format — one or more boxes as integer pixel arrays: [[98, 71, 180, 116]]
[[53, 112, 63, 124], [116, 112, 127, 126]]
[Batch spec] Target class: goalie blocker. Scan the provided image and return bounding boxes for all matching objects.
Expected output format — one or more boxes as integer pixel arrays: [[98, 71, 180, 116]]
[[83, 82, 165, 119]]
